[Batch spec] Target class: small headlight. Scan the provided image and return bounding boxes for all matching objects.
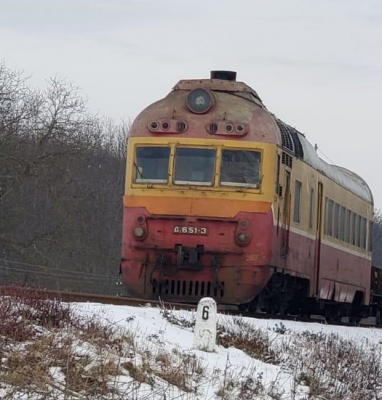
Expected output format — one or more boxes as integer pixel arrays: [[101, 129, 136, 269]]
[[237, 233, 248, 243], [238, 219, 249, 229], [187, 88, 214, 114], [134, 227, 145, 238], [136, 215, 145, 225], [236, 232, 251, 246], [149, 121, 159, 131]]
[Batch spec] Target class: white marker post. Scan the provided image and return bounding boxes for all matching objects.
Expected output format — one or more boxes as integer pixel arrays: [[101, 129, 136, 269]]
[[193, 297, 217, 352]]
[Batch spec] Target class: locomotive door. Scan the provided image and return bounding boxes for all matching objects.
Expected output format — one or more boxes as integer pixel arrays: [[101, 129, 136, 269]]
[[281, 171, 291, 257], [314, 182, 323, 296]]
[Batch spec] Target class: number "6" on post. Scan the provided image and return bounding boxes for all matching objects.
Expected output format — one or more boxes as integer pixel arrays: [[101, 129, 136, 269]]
[[193, 297, 217, 352]]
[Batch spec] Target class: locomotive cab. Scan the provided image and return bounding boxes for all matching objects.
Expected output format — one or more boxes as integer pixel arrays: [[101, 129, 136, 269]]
[[121, 71, 279, 304], [121, 71, 373, 321]]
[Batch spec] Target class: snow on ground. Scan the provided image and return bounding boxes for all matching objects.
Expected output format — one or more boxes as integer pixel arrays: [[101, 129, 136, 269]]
[[72, 302, 382, 399], [2, 298, 382, 399]]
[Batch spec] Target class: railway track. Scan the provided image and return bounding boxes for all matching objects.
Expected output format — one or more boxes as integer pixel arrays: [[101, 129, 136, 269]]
[[0, 285, 377, 327], [0, 285, 197, 310]]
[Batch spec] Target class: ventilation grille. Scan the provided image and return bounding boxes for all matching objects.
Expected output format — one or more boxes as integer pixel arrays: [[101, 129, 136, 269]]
[[207, 122, 218, 134], [282, 151, 293, 168], [278, 184, 283, 197], [278, 123, 295, 153], [275, 118, 304, 158], [152, 279, 225, 298]]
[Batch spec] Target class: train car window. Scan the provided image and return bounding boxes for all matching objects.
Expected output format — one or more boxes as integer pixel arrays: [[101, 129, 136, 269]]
[[340, 206, 346, 241], [356, 214, 361, 248], [324, 198, 328, 235], [309, 188, 314, 228], [333, 203, 340, 239], [293, 180, 302, 223], [326, 199, 334, 237], [220, 150, 261, 188], [174, 148, 215, 186], [360, 217, 367, 249], [134, 146, 170, 184], [368, 220, 373, 252], [345, 209, 351, 243], [351, 212, 356, 246]]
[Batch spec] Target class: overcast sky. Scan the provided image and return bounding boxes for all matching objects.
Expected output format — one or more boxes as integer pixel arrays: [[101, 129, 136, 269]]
[[1, 0, 382, 208]]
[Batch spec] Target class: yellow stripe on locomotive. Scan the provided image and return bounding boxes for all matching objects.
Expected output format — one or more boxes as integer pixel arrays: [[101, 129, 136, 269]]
[[124, 137, 277, 217]]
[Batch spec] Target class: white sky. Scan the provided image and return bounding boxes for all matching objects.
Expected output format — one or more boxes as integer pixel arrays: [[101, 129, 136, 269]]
[[1, 0, 382, 208]]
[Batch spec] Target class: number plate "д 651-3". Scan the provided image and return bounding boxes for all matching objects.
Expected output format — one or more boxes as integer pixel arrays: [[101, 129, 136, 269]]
[[173, 226, 208, 235]]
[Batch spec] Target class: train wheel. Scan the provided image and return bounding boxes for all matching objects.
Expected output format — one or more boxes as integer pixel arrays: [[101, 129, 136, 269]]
[[325, 308, 342, 324], [298, 310, 311, 320], [238, 303, 249, 312], [348, 316, 362, 325]]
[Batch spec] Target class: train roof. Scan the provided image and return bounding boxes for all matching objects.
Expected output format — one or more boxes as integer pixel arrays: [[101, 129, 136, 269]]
[[276, 119, 373, 204], [132, 70, 373, 205], [176, 71, 373, 204], [173, 77, 265, 109]]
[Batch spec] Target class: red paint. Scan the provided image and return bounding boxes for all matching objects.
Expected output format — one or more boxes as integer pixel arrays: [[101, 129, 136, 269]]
[[121, 206, 274, 304], [122, 205, 371, 306], [271, 227, 371, 304]]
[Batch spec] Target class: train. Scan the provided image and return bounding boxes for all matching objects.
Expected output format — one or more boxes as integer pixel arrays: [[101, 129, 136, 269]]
[[120, 70, 382, 323]]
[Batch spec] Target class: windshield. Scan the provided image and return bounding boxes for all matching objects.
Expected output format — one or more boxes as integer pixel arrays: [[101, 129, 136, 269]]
[[134, 147, 170, 183], [133, 146, 262, 189], [220, 149, 261, 187], [174, 148, 216, 186]]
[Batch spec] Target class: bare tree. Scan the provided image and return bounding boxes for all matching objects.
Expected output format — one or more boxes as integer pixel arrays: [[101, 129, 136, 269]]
[[0, 63, 127, 294]]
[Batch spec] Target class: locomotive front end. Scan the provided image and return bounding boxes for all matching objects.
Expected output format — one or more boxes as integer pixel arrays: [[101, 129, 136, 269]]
[[121, 71, 279, 305]]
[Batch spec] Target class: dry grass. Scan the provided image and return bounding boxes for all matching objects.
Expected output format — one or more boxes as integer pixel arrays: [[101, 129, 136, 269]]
[[1, 290, 382, 399], [155, 349, 205, 393], [215, 365, 265, 400], [160, 305, 195, 329], [286, 331, 382, 399], [217, 316, 279, 364]]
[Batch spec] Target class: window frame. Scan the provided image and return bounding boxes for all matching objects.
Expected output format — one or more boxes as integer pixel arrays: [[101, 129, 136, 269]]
[[293, 180, 302, 224], [309, 188, 314, 229], [133, 145, 171, 184], [219, 148, 262, 189], [131, 143, 264, 191], [173, 146, 217, 187]]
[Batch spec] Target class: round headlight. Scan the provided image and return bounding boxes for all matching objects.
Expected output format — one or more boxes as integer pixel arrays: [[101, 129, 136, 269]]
[[236, 232, 250, 246], [238, 219, 249, 229], [237, 233, 248, 243], [136, 215, 146, 225], [187, 89, 214, 114], [134, 227, 145, 238]]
